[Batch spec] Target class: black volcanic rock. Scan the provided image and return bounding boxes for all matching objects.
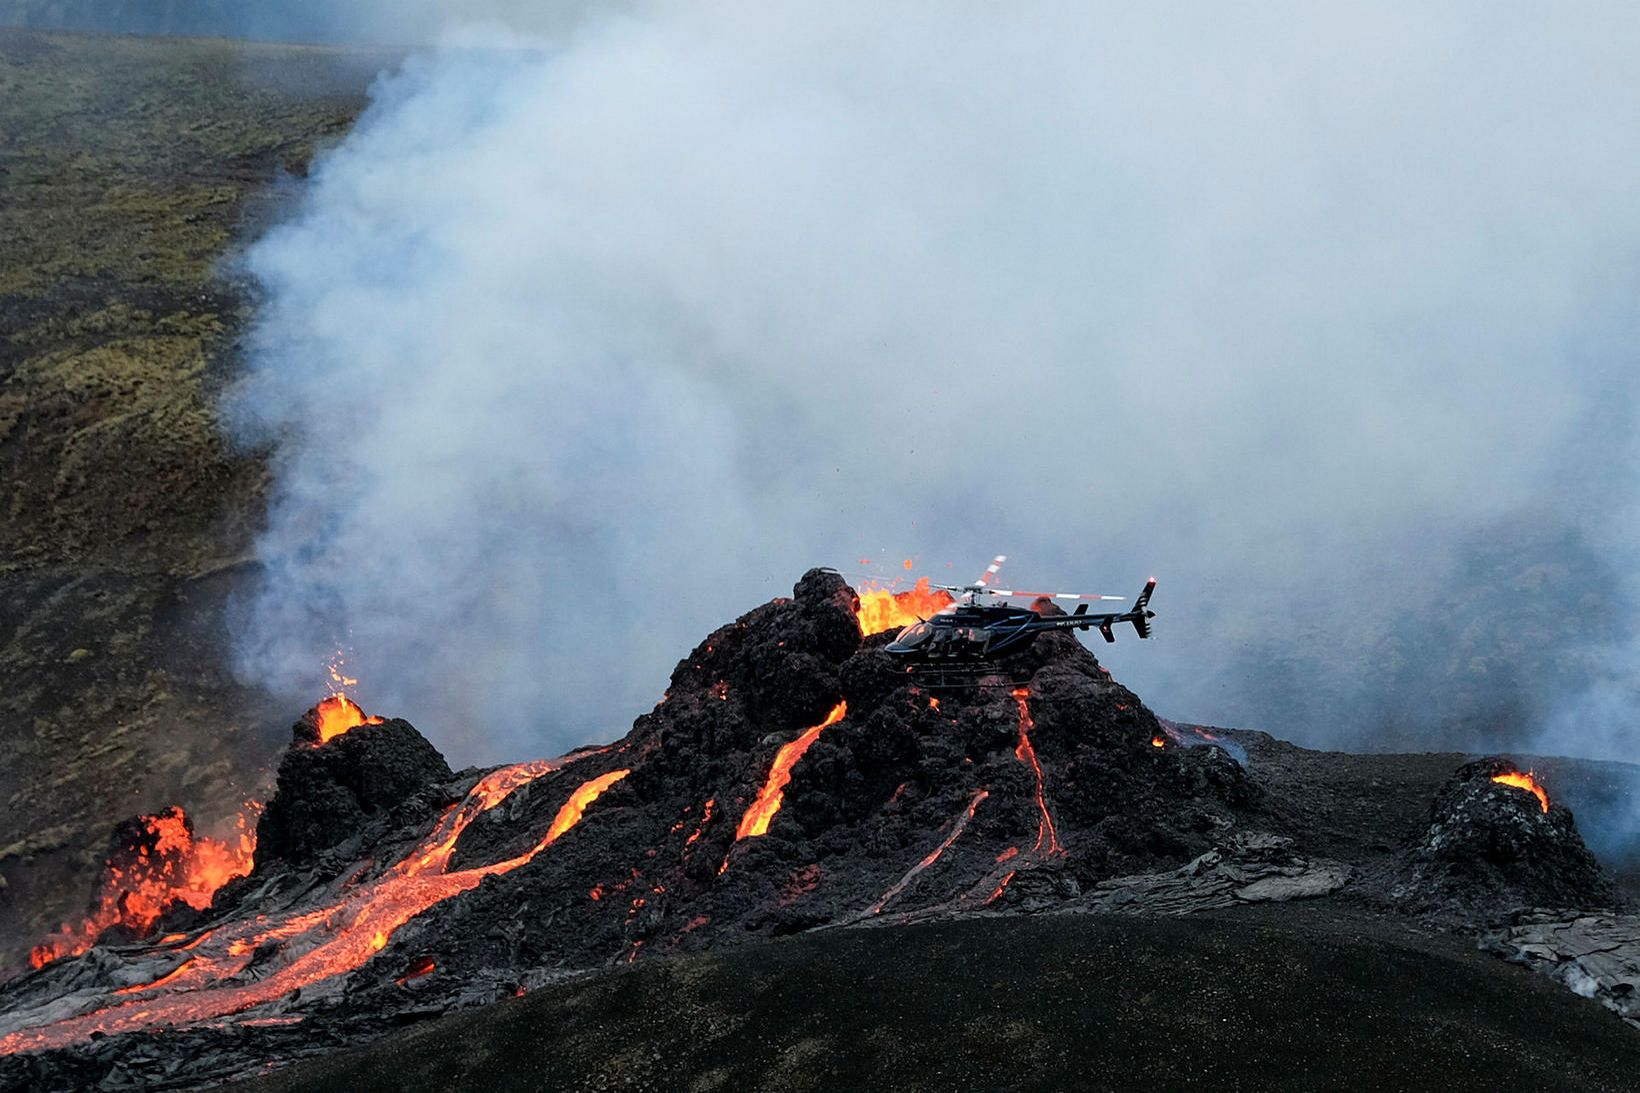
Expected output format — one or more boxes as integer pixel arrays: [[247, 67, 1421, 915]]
[[666, 566, 861, 739], [254, 714, 454, 866], [386, 569, 1257, 988], [1391, 756, 1620, 922]]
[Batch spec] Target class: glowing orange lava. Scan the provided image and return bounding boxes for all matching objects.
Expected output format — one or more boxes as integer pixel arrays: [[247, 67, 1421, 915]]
[[1151, 735, 1166, 749], [29, 804, 260, 970], [0, 756, 626, 1055], [1492, 770, 1550, 814], [314, 694, 384, 745], [734, 702, 847, 840], [856, 579, 954, 636], [544, 770, 632, 844], [397, 758, 565, 877], [1010, 689, 1062, 856]]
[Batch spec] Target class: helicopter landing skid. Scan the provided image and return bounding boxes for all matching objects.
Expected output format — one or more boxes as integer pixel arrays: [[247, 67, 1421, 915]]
[[906, 662, 1032, 691]]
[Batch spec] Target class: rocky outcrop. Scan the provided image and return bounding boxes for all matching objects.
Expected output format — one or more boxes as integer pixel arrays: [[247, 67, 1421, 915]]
[[1066, 833, 1349, 917], [254, 716, 454, 866], [1389, 757, 1619, 925], [1485, 911, 1640, 1030]]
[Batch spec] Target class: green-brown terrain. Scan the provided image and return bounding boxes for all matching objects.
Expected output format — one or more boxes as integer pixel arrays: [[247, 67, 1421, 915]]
[[0, 26, 384, 978]]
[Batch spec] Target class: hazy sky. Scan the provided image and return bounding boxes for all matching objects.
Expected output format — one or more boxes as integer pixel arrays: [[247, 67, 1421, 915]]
[[229, 3, 1640, 770]]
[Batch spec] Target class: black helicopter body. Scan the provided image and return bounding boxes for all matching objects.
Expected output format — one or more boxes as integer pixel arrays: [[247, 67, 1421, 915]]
[[880, 556, 1156, 675]]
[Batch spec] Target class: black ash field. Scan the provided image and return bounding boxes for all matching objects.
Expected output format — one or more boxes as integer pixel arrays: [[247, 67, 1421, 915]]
[[242, 911, 1640, 1093]]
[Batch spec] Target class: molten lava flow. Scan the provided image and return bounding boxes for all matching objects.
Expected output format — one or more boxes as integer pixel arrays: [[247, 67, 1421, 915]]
[[1493, 770, 1550, 814], [734, 702, 847, 840], [0, 756, 631, 1056], [1010, 689, 1063, 856], [313, 693, 384, 745], [29, 804, 260, 970], [869, 789, 988, 915], [1151, 735, 1166, 749], [543, 770, 631, 845], [397, 758, 562, 877], [855, 579, 954, 636]]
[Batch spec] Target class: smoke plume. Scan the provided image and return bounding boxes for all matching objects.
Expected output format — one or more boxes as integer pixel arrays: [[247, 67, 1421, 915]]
[[229, 3, 1640, 780]]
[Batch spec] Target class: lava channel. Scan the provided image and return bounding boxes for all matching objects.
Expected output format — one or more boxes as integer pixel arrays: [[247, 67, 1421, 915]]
[[0, 757, 626, 1055], [1011, 689, 1063, 856], [868, 789, 988, 915], [733, 701, 848, 841]]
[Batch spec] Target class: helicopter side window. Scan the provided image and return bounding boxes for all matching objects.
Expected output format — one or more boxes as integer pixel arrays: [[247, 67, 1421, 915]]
[[893, 621, 935, 649]]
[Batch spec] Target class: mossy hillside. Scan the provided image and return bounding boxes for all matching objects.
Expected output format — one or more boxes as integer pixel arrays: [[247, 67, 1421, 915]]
[[0, 28, 382, 978], [0, 28, 385, 569]]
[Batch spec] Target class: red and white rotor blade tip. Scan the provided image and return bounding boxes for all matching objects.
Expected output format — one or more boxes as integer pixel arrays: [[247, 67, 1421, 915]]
[[974, 555, 1007, 587]]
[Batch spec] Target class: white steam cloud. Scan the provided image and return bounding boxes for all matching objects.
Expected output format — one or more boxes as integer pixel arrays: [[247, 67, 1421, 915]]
[[231, 3, 1640, 772]]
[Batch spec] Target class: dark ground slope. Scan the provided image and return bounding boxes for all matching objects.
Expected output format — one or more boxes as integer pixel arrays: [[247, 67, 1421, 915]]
[[247, 909, 1640, 1093], [0, 28, 382, 976]]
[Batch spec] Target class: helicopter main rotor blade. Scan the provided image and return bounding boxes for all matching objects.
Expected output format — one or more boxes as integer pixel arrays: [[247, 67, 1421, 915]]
[[989, 590, 1126, 601], [974, 555, 1007, 587]]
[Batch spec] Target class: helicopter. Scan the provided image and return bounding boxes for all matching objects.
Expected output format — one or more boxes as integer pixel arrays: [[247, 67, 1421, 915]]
[[880, 555, 1156, 678]]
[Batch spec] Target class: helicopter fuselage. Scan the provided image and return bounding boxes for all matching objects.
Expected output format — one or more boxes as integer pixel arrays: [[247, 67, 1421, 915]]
[[882, 577, 1156, 669], [883, 604, 1065, 662]]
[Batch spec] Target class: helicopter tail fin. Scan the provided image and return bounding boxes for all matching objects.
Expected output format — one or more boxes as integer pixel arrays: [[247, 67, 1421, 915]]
[[1129, 578, 1156, 638]]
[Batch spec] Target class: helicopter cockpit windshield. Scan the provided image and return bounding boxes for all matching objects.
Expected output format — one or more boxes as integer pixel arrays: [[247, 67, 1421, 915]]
[[886, 620, 935, 652]]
